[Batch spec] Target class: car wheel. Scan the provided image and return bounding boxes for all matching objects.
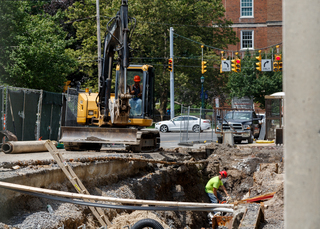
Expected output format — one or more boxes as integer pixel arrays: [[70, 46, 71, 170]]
[[192, 125, 200, 133], [235, 140, 241, 144], [248, 131, 254, 144], [218, 137, 223, 144], [159, 125, 169, 133]]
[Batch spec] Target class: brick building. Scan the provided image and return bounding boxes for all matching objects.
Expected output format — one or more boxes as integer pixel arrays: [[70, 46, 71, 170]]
[[222, 0, 282, 51]]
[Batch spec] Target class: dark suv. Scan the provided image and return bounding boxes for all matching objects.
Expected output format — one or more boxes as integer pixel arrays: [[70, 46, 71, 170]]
[[216, 110, 262, 144]]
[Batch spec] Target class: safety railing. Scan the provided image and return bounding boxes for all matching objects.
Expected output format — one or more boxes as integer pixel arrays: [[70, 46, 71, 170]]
[[178, 106, 217, 145]]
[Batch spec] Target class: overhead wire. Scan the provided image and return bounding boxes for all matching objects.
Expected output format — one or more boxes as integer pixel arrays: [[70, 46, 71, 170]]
[[173, 32, 283, 53]]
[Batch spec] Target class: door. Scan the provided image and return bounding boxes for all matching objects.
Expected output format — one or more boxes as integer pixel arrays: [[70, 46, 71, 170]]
[[170, 116, 184, 131]]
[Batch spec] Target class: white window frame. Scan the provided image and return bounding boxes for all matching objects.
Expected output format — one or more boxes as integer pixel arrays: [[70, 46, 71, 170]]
[[241, 30, 254, 50], [240, 0, 254, 18]]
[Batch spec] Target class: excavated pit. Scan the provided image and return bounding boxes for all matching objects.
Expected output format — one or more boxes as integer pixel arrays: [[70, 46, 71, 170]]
[[0, 143, 284, 228]]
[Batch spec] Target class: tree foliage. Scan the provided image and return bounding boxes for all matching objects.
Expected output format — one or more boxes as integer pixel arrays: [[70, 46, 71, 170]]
[[227, 50, 282, 108], [0, 1, 77, 92], [66, 0, 238, 113]]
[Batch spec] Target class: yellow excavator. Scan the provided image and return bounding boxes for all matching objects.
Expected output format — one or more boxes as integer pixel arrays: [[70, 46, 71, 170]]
[[60, 0, 160, 152]]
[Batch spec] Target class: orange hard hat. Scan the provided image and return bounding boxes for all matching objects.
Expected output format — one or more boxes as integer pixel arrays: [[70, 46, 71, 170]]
[[219, 171, 227, 178], [134, 75, 141, 82]]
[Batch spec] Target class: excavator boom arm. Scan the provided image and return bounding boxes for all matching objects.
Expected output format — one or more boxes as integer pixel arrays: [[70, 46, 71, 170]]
[[98, 0, 133, 124]]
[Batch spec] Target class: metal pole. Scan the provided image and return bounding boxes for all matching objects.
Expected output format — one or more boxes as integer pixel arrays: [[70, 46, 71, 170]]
[[96, 0, 101, 90], [201, 82, 204, 110], [199, 107, 202, 142], [186, 106, 190, 143], [211, 111, 214, 142], [170, 27, 174, 119], [201, 46, 205, 112]]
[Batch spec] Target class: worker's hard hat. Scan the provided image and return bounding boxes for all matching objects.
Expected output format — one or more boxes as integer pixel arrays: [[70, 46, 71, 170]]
[[134, 75, 141, 82], [219, 171, 227, 178]]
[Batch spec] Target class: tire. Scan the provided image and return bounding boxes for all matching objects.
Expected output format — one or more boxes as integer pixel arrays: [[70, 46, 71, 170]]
[[218, 137, 223, 144], [248, 131, 254, 144], [159, 125, 168, 133], [235, 140, 241, 144], [192, 124, 200, 133], [131, 218, 164, 229]]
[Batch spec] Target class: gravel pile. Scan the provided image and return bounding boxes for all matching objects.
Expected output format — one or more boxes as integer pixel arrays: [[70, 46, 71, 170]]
[[1, 201, 84, 228]]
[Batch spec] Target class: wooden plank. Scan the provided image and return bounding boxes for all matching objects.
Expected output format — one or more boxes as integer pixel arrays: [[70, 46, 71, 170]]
[[238, 203, 264, 229], [45, 141, 111, 227]]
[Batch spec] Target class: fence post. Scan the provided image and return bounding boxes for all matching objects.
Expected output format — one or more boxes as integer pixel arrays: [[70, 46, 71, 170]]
[[199, 107, 202, 142], [186, 106, 190, 142], [211, 110, 214, 142], [1, 87, 4, 131], [22, 90, 26, 140], [36, 90, 43, 140]]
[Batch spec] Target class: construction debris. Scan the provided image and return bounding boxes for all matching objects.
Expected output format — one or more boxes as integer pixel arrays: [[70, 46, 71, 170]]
[[238, 203, 264, 229], [0, 143, 284, 228]]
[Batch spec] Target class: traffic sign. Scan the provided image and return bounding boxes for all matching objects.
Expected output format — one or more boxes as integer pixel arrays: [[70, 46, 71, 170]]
[[221, 60, 231, 72], [261, 59, 272, 71]]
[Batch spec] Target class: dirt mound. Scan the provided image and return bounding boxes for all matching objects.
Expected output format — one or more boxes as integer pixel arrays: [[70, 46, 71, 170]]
[[263, 182, 284, 221], [250, 163, 284, 197]]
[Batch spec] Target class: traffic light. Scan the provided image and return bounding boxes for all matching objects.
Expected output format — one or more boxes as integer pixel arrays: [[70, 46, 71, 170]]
[[256, 50, 262, 71], [279, 61, 283, 71], [168, 58, 173, 72], [201, 61, 207, 74], [236, 59, 241, 72], [273, 54, 282, 72], [275, 54, 282, 62], [231, 58, 241, 72], [273, 61, 279, 72]]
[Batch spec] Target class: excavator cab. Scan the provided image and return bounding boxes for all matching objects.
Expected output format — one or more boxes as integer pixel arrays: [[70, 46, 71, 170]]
[[117, 65, 155, 125]]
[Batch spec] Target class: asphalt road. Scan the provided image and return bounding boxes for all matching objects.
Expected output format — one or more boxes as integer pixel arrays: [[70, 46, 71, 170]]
[[159, 129, 218, 149]]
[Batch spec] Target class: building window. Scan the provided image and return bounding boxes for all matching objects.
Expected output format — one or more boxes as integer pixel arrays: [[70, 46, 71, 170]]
[[241, 31, 254, 49], [241, 0, 253, 17]]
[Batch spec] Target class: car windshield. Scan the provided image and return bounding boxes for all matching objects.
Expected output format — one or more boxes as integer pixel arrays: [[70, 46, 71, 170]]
[[225, 112, 252, 120]]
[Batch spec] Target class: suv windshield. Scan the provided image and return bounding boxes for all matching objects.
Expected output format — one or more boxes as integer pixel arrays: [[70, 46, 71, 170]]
[[225, 112, 252, 121]]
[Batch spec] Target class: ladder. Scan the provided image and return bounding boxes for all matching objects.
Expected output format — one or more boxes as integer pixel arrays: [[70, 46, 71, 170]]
[[45, 141, 111, 227]]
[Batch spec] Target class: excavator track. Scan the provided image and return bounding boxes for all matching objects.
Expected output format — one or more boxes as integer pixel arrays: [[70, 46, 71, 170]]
[[60, 126, 160, 153]]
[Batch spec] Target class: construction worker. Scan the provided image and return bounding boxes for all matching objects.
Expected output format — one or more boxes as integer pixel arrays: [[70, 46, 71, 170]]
[[205, 170, 230, 218], [129, 75, 143, 116]]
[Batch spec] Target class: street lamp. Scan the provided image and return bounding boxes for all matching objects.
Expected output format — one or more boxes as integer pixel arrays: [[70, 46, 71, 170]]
[[201, 76, 205, 111]]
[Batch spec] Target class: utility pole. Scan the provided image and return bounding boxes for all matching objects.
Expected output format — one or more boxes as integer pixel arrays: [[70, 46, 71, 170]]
[[170, 27, 174, 119], [96, 0, 101, 90]]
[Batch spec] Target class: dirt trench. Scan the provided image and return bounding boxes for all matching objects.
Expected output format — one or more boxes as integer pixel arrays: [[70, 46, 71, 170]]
[[0, 143, 284, 229]]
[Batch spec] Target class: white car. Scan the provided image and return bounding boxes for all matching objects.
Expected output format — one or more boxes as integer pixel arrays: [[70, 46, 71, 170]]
[[155, 115, 211, 133]]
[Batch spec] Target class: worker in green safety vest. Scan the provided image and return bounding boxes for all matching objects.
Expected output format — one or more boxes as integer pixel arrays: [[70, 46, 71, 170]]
[[205, 170, 230, 218]]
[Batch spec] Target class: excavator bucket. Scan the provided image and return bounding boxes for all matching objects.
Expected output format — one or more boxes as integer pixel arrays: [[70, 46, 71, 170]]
[[60, 126, 160, 152]]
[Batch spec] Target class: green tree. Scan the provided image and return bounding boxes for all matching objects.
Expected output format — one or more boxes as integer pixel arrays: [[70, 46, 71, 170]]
[[227, 50, 282, 108], [0, 2, 77, 92], [66, 0, 238, 115]]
